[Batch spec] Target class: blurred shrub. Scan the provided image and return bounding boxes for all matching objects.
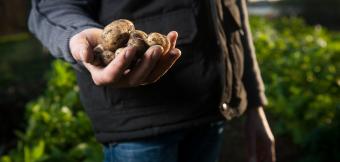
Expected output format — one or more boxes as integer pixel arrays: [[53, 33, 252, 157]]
[[251, 16, 340, 161], [0, 61, 102, 162], [1, 17, 339, 162], [0, 34, 52, 152]]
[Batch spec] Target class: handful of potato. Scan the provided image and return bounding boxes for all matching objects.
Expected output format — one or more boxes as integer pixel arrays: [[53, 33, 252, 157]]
[[94, 19, 170, 66]]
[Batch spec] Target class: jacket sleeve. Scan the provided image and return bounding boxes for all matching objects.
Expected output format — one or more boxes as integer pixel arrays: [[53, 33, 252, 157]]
[[237, 0, 268, 108], [28, 0, 103, 65]]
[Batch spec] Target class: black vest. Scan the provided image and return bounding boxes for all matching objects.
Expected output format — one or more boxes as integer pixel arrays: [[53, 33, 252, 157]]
[[76, 0, 225, 143]]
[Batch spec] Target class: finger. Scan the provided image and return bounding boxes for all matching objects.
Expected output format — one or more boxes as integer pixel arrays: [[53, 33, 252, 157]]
[[69, 28, 103, 64], [83, 62, 101, 75], [82, 28, 103, 64], [104, 47, 137, 81], [271, 145, 276, 162], [86, 47, 137, 85], [126, 45, 162, 85], [83, 28, 103, 46], [81, 44, 94, 63], [167, 31, 178, 50], [146, 48, 181, 82], [69, 33, 91, 62], [83, 61, 109, 86]]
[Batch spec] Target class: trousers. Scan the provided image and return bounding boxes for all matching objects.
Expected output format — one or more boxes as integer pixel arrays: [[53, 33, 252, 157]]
[[103, 121, 225, 162]]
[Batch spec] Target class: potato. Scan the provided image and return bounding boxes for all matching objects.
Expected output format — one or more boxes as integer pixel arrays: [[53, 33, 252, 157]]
[[128, 30, 148, 57], [102, 19, 135, 51], [94, 19, 171, 66], [146, 32, 170, 55]]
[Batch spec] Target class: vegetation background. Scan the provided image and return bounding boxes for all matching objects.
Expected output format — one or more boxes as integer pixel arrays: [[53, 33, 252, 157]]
[[0, 0, 339, 162]]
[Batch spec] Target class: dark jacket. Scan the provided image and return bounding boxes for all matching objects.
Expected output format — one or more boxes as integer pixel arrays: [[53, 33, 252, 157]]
[[28, 0, 267, 143]]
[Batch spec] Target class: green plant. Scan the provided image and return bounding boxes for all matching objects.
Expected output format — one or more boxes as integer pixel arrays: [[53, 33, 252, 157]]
[[251, 16, 340, 161], [1, 17, 339, 162], [0, 34, 52, 157], [0, 60, 102, 162]]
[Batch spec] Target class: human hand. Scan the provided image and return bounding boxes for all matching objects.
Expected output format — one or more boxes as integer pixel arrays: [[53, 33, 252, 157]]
[[69, 28, 181, 87], [245, 107, 276, 162]]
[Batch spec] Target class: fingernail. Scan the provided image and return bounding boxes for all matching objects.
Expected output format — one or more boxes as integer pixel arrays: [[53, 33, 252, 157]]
[[152, 50, 161, 60], [125, 48, 136, 60], [124, 49, 131, 60], [169, 49, 180, 58]]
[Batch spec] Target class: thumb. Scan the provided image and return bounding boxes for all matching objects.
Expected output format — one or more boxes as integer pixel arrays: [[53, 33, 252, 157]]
[[69, 32, 93, 63]]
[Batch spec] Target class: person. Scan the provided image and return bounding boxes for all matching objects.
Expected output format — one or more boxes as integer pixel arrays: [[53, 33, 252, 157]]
[[28, 0, 275, 162]]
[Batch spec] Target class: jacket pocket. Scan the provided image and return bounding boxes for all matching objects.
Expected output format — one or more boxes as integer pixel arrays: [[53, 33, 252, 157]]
[[133, 8, 197, 45]]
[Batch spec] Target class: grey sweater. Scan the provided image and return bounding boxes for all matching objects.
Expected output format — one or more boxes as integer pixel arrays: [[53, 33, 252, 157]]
[[28, 0, 102, 66]]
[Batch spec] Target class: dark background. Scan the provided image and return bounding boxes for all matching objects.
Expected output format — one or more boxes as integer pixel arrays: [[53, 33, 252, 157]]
[[0, 0, 339, 161]]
